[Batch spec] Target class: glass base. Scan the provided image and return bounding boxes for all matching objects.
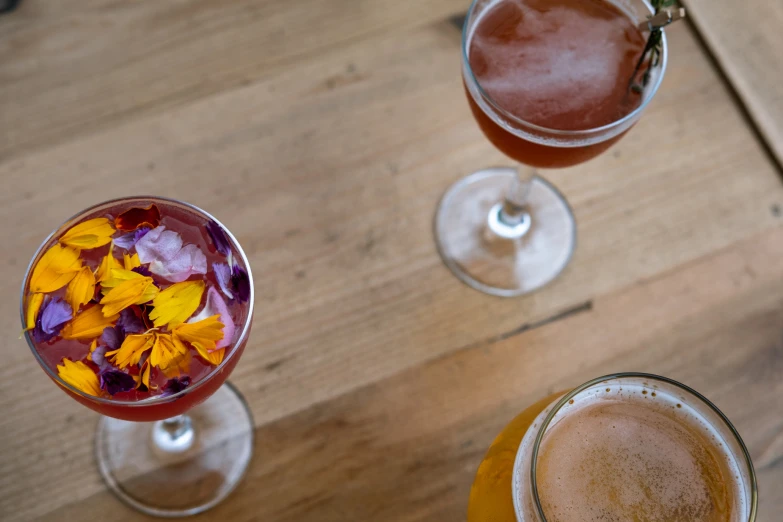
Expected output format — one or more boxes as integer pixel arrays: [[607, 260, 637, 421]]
[[95, 383, 254, 517], [435, 168, 576, 296]]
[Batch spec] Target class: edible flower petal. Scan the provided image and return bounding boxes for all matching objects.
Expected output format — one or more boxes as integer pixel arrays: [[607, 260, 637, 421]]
[[174, 315, 224, 362], [161, 376, 191, 397], [118, 306, 146, 336], [59, 218, 115, 249], [57, 359, 101, 397], [101, 326, 122, 350], [191, 287, 235, 349], [150, 333, 189, 372], [101, 268, 146, 291], [137, 359, 151, 391], [135, 226, 183, 265], [29, 244, 82, 293], [206, 221, 231, 257], [148, 244, 207, 283], [115, 228, 151, 250], [200, 347, 225, 365], [99, 368, 136, 395], [231, 264, 251, 303], [149, 280, 205, 328], [89, 341, 109, 366], [100, 274, 159, 316], [94, 244, 122, 283], [26, 293, 44, 330], [64, 266, 96, 312], [123, 253, 141, 271], [213, 262, 233, 300], [114, 204, 161, 232], [61, 304, 120, 340], [32, 297, 73, 342], [107, 333, 154, 369]]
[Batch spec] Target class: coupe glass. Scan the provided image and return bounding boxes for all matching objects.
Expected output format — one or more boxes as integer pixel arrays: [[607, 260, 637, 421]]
[[20, 196, 255, 517], [435, 0, 668, 296]]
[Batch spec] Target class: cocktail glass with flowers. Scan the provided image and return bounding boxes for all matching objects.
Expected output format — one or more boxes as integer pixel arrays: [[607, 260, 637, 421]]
[[20, 197, 254, 517]]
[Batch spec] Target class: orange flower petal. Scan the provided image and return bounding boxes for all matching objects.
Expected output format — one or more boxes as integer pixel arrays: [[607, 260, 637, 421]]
[[59, 218, 115, 249], [107, 333, 154, 369], [29, 244, 82, 293], [57, 359, 102, 397], [100, 276, 159, 317], [123, 253, 141, 271], [174, 315, 224, 365], [64, 266, 96, 312], [137, 360, 151, 390], [196, 346, 225, 366], [61, 303, 119, 340], [115, 204, 161, 232], [86, 339, 98, 362], [26, 293, 44, 330], [149, 280, 205, 328], [150, 333, 189, 372], [95, 244, 123, 283]]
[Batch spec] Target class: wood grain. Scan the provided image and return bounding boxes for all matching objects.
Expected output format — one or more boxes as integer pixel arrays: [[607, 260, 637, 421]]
[[684, 0, 783, 167], [35, 226, 783, 522], [0, 0, 781, 520]]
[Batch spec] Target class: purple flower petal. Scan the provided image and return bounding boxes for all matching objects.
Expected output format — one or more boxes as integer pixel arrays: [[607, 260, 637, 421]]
[[149, 243, 207, 282], [99, 369, 136, 395], [118, 307, 146, 335], [231, 265, 251, 303], [131, 265, 153, 277], [113, 232, 136, 250], [92, 344, 109, 367], [135, 226, 183, 264], [161, 376, 192, 397], [213, 262, 233, 300], [206, 221, 231, 257], [33, 297, 73, 342], [114, 227, 151, 250], [101, 326, 122, 350]]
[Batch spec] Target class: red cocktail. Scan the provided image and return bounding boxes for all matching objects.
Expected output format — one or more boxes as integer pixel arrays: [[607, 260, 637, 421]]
[[21, 197, 255, 516], [436, 0, 668, 296]]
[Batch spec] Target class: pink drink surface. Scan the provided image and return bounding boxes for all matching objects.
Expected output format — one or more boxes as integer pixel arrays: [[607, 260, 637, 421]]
[[27, 201, 250, 416]]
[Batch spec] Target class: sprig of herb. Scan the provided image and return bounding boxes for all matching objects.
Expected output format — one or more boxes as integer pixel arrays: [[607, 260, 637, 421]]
[[629, 0, 676, 93]]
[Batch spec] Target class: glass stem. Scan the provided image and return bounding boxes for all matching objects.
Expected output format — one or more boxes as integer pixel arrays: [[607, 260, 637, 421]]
[[151, 414, 195, 456], [487, 165, 535, 239]]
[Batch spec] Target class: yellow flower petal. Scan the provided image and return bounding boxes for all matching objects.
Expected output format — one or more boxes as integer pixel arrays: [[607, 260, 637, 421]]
[[149, 281, 205, 328], [59, 218, 115, 249], [161, 349, 192, 378], [101, 268, 144, 292], [123, 252, 141, 271], [57, 359, 101, 397], [100, 276, 159, 317], [174, 315, 224, 363], [107, 333, 154, 369], [197, 347, 225, 366], [26, 293, 44, 330], [64, 266, 96, 312], [95, 244, 122, 283], [29, 244, 82, 293], [136, 360, 151, 390], [150, 333, 189, 372], [61, 304, 119, 340]]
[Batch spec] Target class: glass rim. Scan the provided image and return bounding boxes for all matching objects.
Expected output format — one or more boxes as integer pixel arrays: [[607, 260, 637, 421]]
[[527, 372, 759, 522], [461, 0, 669, 138], [19, 195, 255, 408]]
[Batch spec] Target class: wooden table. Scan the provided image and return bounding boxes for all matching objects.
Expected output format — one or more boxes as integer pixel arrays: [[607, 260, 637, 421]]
[[1, 1, 781, 520]]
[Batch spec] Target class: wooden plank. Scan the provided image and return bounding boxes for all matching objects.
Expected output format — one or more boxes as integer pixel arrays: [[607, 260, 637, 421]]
[[0, 0, 460, 160], [35, 226, 783, 522], [684, 0, 783, 167], [0, 3, 781, 522]]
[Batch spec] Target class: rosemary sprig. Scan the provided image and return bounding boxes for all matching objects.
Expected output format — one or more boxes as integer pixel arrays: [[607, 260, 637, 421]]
[[629, 0, 677, 93]]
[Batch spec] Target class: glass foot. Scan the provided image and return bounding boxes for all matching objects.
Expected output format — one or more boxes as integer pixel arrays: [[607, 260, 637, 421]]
[[435, 168, 576, 297], [95, 383, 254, 517]]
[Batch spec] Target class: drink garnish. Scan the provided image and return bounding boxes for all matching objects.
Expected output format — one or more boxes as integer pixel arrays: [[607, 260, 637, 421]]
[[629, 1, 687, 93], [26, 204, 243, 399]]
